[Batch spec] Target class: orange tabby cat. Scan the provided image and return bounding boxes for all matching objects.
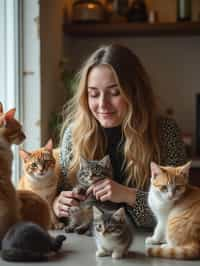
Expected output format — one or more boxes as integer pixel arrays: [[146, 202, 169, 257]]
[[0, 103, 25, 239], [18, 139, 62, 229], [146, 161, 200, 259], [0, 103, 25, 180]]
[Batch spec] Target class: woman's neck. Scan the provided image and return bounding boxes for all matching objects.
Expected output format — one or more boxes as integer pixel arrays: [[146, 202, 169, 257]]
[[103, 126, 123, 146]]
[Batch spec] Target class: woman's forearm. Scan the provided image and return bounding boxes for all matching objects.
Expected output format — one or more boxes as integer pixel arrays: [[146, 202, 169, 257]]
[[122, 186, 136, 207]]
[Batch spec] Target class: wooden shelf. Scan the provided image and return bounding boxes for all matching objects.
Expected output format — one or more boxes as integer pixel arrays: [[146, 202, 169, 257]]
[[64, 22, 200, 37], [191, 158, 200, 168]]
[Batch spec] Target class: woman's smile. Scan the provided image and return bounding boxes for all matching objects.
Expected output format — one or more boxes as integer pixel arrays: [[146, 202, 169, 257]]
[[87, 65, 127, 128]]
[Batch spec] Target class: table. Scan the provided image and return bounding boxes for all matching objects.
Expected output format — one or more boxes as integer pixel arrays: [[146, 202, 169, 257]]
[[0, 231, 199, 265]]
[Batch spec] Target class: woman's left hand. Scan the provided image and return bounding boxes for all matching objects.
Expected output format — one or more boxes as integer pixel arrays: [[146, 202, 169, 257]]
[[87, 178, 136, 206]]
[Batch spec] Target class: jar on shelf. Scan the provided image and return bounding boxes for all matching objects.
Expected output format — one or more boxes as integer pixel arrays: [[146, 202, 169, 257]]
[[177, 0, 192, 22], [72, 0, 105, 23]]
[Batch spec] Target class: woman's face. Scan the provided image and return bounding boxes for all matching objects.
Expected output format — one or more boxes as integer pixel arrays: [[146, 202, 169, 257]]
[[87, 65, 127, 128]]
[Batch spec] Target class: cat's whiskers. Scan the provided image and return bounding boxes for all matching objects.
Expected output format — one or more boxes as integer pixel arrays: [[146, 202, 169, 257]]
[[27, 169, 55, 183]]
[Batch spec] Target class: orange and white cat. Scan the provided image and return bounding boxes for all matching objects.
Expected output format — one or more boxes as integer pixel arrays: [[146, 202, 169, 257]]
[[18, 139, 62, 229], [0, 103, 25, 239], [146, 161, 200, 259]]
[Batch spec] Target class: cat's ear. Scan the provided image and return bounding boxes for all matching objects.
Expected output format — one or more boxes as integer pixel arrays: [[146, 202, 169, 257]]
[[19, 149, 31, 162], [112, 208, 125, 222], [99, 155, 111, 169], [80, 156, 88, 168], [150, 161, 162, 179], [179, 161, 191, 177], [93, 206, 103, 218], [45, 139, 53, 151], [5, 108, 16, 121], [0, 102, 3, 113]]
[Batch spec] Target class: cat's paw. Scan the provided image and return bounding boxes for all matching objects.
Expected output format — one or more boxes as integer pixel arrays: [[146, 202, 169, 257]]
[[112, 251, 123, 259], [145, 236, 161, 245], [54, 222, 65, 230], [161, 243, 170, 248], [96, 249, 108, 257], [75, 226, 88, 235], [64, 226, 75, 233]]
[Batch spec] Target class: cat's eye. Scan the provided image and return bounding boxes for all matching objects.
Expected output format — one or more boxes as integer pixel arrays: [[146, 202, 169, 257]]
[[161, 185, 167, 192], [175, 185, 183, 191], [31, 162, 37, 168], [95, 224, 102, 232]]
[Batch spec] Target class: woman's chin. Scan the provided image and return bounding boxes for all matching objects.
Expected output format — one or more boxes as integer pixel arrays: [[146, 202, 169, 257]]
[[99, 120, 120, 128]]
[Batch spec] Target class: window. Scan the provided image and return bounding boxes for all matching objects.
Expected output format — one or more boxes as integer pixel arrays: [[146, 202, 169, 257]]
[[0, 0, 21, 184], [0, 0, 41, 185]]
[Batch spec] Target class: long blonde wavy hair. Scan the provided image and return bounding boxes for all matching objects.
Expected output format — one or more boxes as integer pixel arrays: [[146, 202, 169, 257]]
[[60, 44, 160, 189]]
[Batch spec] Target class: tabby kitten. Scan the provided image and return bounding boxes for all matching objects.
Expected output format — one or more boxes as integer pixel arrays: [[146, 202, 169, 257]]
[[18, 139, 62, 229], [93, 206, 134, 259], [0, 103, 25, 239], [65, 155, 113, 234], [1, 221, 66, 262], [146, 161, 200, 259]]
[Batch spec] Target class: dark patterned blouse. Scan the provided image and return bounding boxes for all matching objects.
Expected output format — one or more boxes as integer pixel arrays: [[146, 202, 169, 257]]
[[58, 117, 186, 230]]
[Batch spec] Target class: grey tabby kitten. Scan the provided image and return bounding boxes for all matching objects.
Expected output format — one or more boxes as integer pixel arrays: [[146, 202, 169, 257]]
[[93, 206, 134, 259], [65, 155, 113, 234]]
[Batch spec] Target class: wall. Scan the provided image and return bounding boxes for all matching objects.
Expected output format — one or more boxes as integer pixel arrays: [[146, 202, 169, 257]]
[[64, 34, 200, 153], [40, 0, 200, 152], [40, 0, 67, 144]]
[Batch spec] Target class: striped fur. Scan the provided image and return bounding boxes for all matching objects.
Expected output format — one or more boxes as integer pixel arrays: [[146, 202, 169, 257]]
[[147, 244, 200, 259], [146, 161, 200, 259], [93, 207, 134, 259]]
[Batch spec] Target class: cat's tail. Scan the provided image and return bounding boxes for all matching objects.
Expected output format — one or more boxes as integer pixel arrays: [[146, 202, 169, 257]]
[[1, 248, 47, 262], [51, 234, 66, 252], [146, 244, 200, 260]]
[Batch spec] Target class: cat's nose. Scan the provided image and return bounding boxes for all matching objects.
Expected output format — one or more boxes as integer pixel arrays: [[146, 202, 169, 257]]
[[168, 192, 174, 200], [38, 167, 44, 174], [21, 132, 26, 140]]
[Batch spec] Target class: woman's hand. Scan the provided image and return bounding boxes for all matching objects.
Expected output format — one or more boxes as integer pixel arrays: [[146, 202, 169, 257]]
[[87, 178, 136, 206], [52, 191, 86, 218]]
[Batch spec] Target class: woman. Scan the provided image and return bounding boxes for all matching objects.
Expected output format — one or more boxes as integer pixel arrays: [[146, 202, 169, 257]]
[[53, 44, 186, 229]]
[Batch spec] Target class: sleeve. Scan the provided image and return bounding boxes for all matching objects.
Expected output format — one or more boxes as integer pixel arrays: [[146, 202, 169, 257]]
[[57, 126, 73, 194], [125, 190, 156, 230], [159, 117, 187, 166]]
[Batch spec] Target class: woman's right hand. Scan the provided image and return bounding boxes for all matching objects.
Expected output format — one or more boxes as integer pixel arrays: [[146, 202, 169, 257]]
[[52, 191, 86, 218]]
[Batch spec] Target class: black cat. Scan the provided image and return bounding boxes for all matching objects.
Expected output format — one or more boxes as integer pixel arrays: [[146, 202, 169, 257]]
[[1, 222, 66, 262]]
